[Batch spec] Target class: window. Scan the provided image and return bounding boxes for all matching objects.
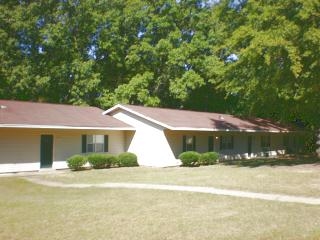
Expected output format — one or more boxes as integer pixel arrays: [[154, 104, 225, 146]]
[[183, 136, 196, 151], [220, 135, 234, 150], [82, 135, 108, 153], [261, 135, 271, 149]]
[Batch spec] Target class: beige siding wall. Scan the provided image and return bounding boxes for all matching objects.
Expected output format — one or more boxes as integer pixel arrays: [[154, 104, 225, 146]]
[[0, 128, 129, 173], [125, 131, 135, 152], [165, 130, 286, 159], [54, 132, 81, 164], [53, 130, 128, 169], [0, 129, 39, 164]]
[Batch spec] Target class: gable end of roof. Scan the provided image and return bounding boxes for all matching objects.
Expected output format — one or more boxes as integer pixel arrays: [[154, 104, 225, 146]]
[[103, 104, 172, 129]]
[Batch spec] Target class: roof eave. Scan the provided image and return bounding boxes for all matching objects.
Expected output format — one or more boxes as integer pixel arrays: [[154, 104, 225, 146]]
[[0, 124, 135, 131], [166, 127, 291, 133]]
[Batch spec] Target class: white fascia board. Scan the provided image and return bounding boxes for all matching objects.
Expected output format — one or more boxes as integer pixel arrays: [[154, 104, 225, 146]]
[[102, 104, 123, 115], [167, 127, 289, 133], [103, 104, 172, 129], [0, 124, 134, 131]]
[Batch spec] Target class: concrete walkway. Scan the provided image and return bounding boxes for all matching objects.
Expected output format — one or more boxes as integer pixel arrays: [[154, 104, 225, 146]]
[[25, 177, 320, 205]]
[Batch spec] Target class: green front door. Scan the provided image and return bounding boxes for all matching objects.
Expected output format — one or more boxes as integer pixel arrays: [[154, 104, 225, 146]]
[[40, 135, 53, 168]]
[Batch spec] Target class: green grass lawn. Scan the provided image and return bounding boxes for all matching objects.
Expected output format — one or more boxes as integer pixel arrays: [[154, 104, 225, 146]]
[[35, 161, 320, 197], [0, 177, 320, 240]]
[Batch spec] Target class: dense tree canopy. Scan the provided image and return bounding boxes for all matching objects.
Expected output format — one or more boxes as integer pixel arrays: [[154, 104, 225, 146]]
[[0, 0, 319, 129], [215, 0, 320, 129]]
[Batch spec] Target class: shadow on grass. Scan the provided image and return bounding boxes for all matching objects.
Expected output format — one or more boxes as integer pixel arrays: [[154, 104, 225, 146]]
[[221, 155, 320, 168]]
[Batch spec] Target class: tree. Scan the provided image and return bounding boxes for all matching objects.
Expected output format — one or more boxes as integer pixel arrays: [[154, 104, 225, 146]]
[[214, 0, 320, 129], [0, 0, 102, 105], [1, 0, 318, 131], [98, 0, 231, 111]]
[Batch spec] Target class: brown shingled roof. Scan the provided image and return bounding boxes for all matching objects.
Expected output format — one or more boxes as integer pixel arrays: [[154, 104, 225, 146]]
[[107, 104, 290, 132], [0, 100, 132, 129]]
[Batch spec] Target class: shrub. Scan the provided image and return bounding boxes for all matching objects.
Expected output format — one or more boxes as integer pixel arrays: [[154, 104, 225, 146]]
[[199, 152, 219, 165], [110, 156, 120, 167], [118, 152, 138, 167], [67, 155, 87, 171], [87, 154, 115, 169], [179, 151, 200, 167]]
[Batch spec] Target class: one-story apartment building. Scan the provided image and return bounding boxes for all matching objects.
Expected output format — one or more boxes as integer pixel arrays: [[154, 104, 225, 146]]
[[0, 100, 299, 173]]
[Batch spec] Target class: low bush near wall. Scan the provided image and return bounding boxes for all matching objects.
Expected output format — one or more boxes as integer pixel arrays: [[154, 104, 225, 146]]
[[110, 156, 120, 167], [87, 154, 117, 169], [118, 152, 138, 167], [179, 151, 200, 167], [67, 155, 87, 171], [199, 152, 219, 165]]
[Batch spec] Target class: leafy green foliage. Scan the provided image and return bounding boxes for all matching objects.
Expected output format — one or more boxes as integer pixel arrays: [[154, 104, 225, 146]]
[[87, 153, 116, 169], [179, 151, 200, 167], [199, 152, 219, 165], [215, 0, 320, 128], [169, 70, 205, 101], [118, 152, 138, 167], [67, 155, 87, 171], [1, 0, 319, 132], [110, 155, 120, 168]]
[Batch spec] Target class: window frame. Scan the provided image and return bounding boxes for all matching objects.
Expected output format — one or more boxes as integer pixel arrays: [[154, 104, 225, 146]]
[[183, 135, 196, 152], [82, 134, 108, 153]]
